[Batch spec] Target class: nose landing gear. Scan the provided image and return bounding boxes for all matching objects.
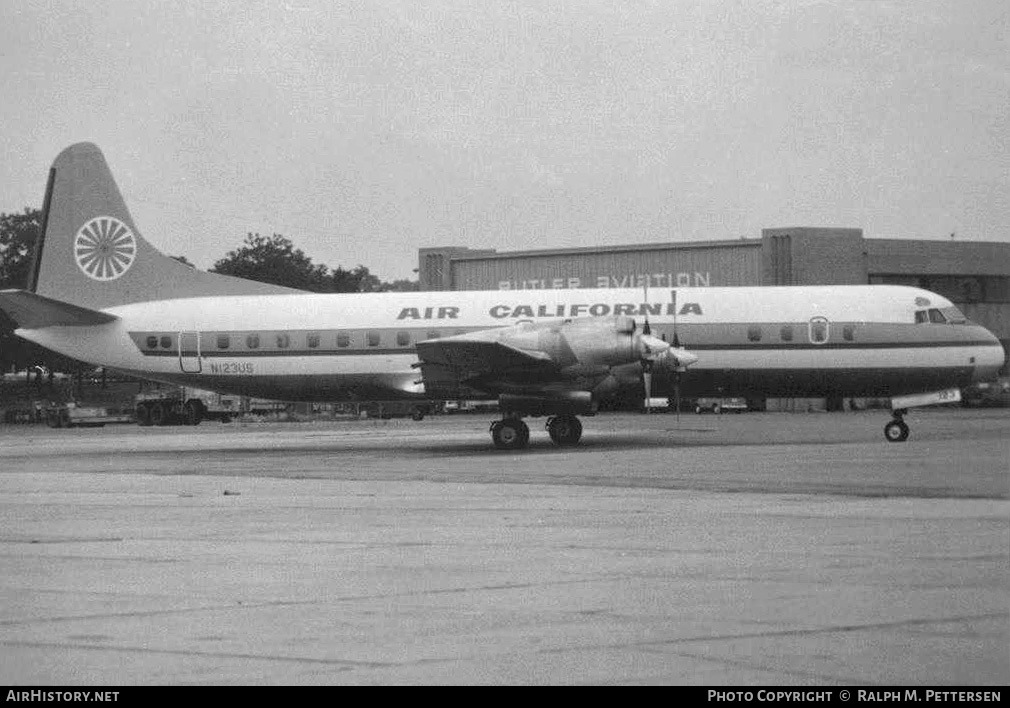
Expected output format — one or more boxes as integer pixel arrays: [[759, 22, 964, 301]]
[[884, 409, 910, 443]]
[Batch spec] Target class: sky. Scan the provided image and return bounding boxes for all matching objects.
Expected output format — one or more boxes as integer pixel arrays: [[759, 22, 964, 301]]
[[1, 0, 1007, 282]]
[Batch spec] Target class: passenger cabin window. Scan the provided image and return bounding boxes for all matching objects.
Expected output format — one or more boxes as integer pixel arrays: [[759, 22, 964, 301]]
[[160, 336, 172, 349], [216, 334, 230, 350], [780, 325, 793, 342], [396, 331, 410, 347], [307, 332, 320, 349], [843, 325, 855, 341], [747, 326, 762, 342], [246, 334, 260, 349], [367, 331, 381, 347], [336, 331, 351, 348], [146, 336, 158, 349], [276, 333, 290, 349], [808, 317, 829, 344]]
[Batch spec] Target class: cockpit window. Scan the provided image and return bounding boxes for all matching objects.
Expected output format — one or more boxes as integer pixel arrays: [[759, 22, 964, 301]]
[[916, 306, 967, 324], [940, 306, 967, 323]]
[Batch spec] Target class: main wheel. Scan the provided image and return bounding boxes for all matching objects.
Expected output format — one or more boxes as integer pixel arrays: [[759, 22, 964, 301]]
[[136, 403, 153, 427], [547, 414, 583, 446], [149, 402, 168, 427], [884, 419, 909, 443], [411, 406, 426, 421], [491, 418, 529, 450], [184, 401, 203, 426]]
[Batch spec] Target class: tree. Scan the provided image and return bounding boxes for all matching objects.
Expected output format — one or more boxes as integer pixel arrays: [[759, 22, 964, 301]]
[[0, 207, 41, 290], [331, 264, 381, 293], [210, 233, 330, 292], [0, 207, 86, 374], [377, 279, 420, 292]]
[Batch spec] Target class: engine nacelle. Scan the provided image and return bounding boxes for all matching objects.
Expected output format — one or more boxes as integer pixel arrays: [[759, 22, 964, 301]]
[[499, 316, 644, 368]]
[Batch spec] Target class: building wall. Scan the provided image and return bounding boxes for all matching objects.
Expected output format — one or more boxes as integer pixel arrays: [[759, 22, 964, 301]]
[[761, 227, 868, 285], [867, 239, 1009, 276], [449, 241, 762, 291]]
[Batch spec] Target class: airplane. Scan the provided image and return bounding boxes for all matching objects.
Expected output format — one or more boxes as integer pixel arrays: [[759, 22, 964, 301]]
[[0, 143, 1005, 449]]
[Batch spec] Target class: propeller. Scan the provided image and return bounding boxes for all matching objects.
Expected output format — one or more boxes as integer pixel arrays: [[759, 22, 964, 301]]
[[638, 331, 667, 413], [641, 281, 654, 412]]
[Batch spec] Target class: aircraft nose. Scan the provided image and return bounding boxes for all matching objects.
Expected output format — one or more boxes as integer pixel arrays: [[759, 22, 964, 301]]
[[971, 326, 1006, 382]]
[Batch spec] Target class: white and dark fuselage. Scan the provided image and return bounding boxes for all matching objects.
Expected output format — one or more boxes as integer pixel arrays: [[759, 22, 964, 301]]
[[21, 285, 1005, 403]]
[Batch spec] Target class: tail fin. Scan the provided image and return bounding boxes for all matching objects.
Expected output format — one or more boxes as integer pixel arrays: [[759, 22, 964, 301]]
[[30, 143, 298, 309]]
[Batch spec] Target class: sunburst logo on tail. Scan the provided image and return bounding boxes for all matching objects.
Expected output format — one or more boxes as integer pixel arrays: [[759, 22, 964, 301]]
[[74, 217, 137, 281]]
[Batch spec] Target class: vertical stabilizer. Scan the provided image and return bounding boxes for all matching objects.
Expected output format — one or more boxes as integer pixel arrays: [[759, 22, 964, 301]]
[[30, 143, 298, 308]]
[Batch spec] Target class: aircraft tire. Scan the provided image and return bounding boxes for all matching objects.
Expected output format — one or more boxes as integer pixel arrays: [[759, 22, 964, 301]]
[[547, 414, 582, 446], [491, 418, 528, 450], [713, 403, 722, 414], [411, 406, 425, 421], [136, 403, 153, 427], [184, 401, 202, 426], [149, 402, 168, 427], [884, 420, 909, 443]]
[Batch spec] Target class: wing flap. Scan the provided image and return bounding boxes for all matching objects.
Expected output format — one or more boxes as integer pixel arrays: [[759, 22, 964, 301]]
[[0, 289, 119, 328]]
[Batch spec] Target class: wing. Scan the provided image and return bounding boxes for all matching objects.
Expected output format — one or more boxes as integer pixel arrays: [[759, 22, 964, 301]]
[[415, 335, 561, 399]]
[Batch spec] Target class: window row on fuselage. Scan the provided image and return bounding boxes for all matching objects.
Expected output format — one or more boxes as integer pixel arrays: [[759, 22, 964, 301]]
[[131, 321, 910, 357], [137, 328, 472, 354]]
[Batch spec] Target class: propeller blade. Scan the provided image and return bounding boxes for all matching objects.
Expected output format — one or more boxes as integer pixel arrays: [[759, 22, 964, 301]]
[[674, 370, 681, 423], [637, 333, 670, 361], [668, 348, 698, 368], [643, 367, 653, 412]]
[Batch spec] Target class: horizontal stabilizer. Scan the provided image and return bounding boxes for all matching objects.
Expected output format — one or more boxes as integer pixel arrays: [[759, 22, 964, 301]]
[[0, 289, 118, 328]]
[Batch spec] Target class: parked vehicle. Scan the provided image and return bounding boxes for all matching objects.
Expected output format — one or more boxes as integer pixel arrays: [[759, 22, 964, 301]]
[[361, 400, 432, 420], [44, 401, 133, 428], [694, 397, 748, 414], [135, 387, 240, 426], [962, 378, 1010, 408]]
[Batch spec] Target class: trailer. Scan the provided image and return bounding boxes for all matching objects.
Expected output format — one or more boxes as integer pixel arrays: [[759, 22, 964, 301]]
[[361, 400, 434, 420], [45, 402, 134, 428], [134, 387, 239, 426]]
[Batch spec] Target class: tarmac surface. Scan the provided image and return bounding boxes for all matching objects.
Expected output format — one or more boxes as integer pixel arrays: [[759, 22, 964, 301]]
[[0, 409, 1007, 685]]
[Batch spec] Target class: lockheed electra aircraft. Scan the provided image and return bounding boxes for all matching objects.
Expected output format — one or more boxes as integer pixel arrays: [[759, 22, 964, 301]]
[[0, 143, 1004, 449]]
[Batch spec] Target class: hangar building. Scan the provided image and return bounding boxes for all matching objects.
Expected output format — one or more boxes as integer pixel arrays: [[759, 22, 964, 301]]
[[419, 227, 1010, 379]]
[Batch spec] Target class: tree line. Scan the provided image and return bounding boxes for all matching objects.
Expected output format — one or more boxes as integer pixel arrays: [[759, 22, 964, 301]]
[[0, 207, 418, 373]]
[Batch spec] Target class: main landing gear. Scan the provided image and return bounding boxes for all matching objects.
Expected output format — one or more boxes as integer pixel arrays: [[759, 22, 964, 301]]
[[884, 409, 910, 443], [489, 414, 583, 450], [490, 417, 530, 450]]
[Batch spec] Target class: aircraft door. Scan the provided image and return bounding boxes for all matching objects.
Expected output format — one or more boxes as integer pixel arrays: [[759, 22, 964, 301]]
[[179, 331, 202, 373], [808, 317, 830, 345]]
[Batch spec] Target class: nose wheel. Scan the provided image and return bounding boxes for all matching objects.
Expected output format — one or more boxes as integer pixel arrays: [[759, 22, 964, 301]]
[[884, 409, 910, 442]]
